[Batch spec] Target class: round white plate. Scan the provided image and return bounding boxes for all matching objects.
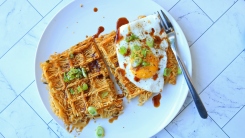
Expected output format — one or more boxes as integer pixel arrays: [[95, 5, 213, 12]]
[[35, 0, 192, 137]]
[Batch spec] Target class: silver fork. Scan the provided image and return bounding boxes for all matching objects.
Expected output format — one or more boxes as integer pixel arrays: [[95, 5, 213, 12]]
[[157, 10, 208, 119]]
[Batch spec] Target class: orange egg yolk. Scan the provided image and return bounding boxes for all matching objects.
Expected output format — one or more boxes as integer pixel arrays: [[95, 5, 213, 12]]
[[130, 52, 159, 79]]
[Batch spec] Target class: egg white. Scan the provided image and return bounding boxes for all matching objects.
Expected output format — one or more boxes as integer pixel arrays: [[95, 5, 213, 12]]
[[116, 14, 169, 93]]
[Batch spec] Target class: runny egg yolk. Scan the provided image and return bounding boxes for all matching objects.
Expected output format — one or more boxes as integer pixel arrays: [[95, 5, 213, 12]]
[[130, 51, 159, 79]]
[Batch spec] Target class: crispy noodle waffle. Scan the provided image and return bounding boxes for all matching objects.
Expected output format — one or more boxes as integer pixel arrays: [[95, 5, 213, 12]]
[[95, 31, 178, 106], [40, 37, 123, 132]]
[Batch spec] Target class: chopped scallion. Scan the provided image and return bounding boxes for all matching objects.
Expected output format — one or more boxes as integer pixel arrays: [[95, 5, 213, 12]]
[[82, 68, 87, 78], [126, 33, 138, 42], [64, 68, 83, 82], [96, 126, 105, 138], [142, 61, 150, 66], [141, 49, 148, 57], [131, 45, 141, 52], [77, 86, 82, 92], [119, 46, 127, 55], [163, 68, 171, 77], [101, 91, 108, 98], [132, 57, 142, 67], [177, 67, 182, 75], [146, 37, 154, 47], [82, 83, 88, 91], [88, 106, 97, 116], [70, 88, 75, 95], [64, 73, 69, 82], [69, 53, 74, 59]]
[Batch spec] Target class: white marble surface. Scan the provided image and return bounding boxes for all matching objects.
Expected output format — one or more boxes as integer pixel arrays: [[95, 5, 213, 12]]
[[0, 0, 244, 138]]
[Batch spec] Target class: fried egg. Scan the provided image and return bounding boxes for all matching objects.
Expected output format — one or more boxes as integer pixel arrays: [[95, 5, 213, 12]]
[[116, 14, 169, 93]]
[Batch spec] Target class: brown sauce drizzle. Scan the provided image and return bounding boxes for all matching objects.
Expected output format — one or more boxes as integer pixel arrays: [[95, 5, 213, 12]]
[[118, 68, 126, 76], [160, 29, 165, 35], [116, 31, 124, 43], [152, 93, 161, 107], [154, 36, 162, 45], [116, 17, 129, 30], [123, 63, 127, 68], [159, 55, 163, 60], [116, 17, 129, 43], [93, 7, 98, 12], [152, 74, 158, 80], [117, 94, 124, 99], [93, 26, 104, 38], [150, 28, 155, 36], [109, 116, 118, 123], [124, 48, 131, 57], [141, 38, 146, 43], [134, 76, 140, 82]]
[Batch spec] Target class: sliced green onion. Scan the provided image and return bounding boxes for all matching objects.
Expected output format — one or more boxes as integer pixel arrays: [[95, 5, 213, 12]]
[[67, 74, 75, 80], [141, 49, 148, 57], [69, 53, 74, 59], [88, 106, 97, 116], [132, 57, 142, 67], [64, 73, 69, 82], [101, 91, 108, 98], [177, 67, 182, 75], [130, 53, 135, 58], [70, 88, 75, 95], [82, 68, 87, 78], [146, 37, 154, 47], [96, 126, 105, 138], [126, 33, 138, 42], [119, 46, 127, 55], [82, 83, 88, 91], [142, 61, 150, 66], [77, 86, 82, 92], [65, 68, 83, 82], [163, 68, 171, 77], [131, 45, 141, 52], [77, 68, 83, 78]]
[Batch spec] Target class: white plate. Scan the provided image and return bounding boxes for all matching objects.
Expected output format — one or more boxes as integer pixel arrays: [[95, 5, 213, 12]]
[[35, 0, 192, 137]]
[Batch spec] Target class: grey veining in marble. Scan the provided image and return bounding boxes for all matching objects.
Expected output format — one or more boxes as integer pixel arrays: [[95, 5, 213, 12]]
[[48, 120, 74, 138], [0, 96, 58, 138], [0, 0, 42, 57], [169, 0, 213, 45], [166, 103, 229, 138], [223, 106, 245, 137], [201, 51, 245, 127], [0, 70, 17, 112]]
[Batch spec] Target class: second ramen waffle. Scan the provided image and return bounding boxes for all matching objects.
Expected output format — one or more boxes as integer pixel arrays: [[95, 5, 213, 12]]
[[40, 37, 123, 132], [95, 31, 179, 105], [95, 31, 153, 105]]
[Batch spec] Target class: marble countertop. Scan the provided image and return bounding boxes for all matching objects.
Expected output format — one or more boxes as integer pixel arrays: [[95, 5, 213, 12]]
[[0, 0, 244, 138]]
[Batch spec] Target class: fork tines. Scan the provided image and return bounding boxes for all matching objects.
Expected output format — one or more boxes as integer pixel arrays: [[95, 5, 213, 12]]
[[157, 10, 174, 33]]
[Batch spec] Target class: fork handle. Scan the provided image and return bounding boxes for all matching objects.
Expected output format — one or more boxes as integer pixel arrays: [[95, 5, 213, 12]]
[[170, 36, 208, 119], [176, 55, 208, 119]]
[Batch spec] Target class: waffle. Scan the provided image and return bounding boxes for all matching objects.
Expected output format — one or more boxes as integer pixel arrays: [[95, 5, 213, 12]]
[[95, 31, 178, 105], [40, 37, 123, 132]]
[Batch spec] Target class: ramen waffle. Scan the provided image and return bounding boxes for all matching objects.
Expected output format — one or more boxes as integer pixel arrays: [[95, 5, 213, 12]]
[[40, 37, 123, 132]]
